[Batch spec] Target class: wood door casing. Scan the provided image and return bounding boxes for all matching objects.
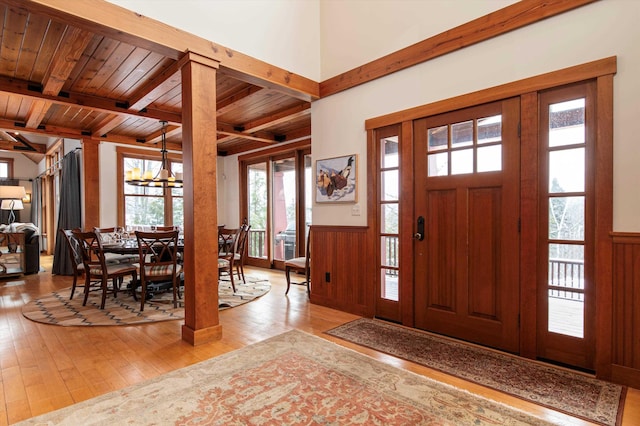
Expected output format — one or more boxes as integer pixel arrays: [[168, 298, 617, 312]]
[[413, 98, 521, 353]]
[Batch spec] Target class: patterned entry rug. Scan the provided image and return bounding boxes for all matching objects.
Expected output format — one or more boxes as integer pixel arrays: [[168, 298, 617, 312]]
[[326, 318, 626, 426], [21, 275, 270, 326], [15, 330, 557, 425]]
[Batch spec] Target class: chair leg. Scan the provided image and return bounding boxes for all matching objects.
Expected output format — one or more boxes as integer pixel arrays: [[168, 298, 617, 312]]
[[229, 269, 236, 293], [139, 279, 146, 311], [239, 263, 246, 283], [172, 276, 178, 308], [285, 267, 292, 295], [100, 279, 108, 309], [70, 274, 78, 300], [82, 275, 91, 306]]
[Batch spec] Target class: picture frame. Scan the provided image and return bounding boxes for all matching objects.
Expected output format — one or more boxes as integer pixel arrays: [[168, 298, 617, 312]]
[[315, 154, 357, 203]]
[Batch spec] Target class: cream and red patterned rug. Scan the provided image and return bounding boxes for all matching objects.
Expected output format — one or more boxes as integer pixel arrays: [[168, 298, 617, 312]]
[[326, 318, 626, 426], [21, 276, 270, 326], [15, 330, 555, 425]]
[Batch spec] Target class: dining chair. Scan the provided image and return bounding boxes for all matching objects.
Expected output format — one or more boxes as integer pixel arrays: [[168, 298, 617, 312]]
[[284, 227, 311, 297], [218, 222, 251, 286], [60, 228, 85, 300], [72, 230, 138, 309], [218, 227, 240, 293], [233, 222, 251, 283], [135, 230, 182, 311], [218, 227, 237, 253], [94, 226, 138, 264], [153, 225, 176, 231]]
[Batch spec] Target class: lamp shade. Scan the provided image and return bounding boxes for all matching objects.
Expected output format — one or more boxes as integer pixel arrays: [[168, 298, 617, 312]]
[[0, 185, 26, 199], [1, 199, 23, 210]]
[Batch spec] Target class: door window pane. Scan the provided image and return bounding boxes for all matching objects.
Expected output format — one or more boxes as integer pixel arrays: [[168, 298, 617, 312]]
[[272, 158, 297, 261], [549, 99, 585, 147], [477, 115, 502, 144], [381, 236, 399, 268], [451, 120, 473, 148], [428, 125, 448, 151], [381, 137, 399, 168], [381, 268, 399, 301], [548, 244, 585, 338], [451, 149, 473, 175], [549, 196, 584, 240], [248, 163, 268, 259], [381, 170, 398, 201], [428, 152, 448, 176], [381, 204, 398, 234], [549, 148, 585, 192], [477, 145, 502, 172]]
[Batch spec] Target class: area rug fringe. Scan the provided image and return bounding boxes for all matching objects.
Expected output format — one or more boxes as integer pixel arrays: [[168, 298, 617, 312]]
[[326, 318, 625, 426], [15, 330, 557, 425]]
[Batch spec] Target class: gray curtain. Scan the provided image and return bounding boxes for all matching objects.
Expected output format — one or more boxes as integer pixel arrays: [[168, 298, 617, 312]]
[[52, 150, 82, 275], [31, 177, 44, 249]]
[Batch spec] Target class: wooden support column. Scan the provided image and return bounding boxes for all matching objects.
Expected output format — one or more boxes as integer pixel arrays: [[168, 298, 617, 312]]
[[179, 52, 221, 345], [81, 139, 100, 230]]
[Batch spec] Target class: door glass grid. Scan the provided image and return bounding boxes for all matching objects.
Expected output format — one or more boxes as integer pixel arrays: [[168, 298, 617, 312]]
[[546, 98, 586, 338], [380, 136, 399, 301], [427, 115, 502, 176]]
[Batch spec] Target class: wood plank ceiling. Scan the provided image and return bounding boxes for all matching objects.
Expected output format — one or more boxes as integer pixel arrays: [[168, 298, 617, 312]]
[[0, 2, 312, 162]]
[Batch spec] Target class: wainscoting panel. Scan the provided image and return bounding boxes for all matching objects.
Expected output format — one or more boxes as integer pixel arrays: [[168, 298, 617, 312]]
[[611, 233, 640, 388], [310, 226, 372, 317]]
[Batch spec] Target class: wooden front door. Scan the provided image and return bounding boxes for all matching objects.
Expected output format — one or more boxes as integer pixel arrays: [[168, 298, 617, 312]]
[[413, 98, 521, 353]]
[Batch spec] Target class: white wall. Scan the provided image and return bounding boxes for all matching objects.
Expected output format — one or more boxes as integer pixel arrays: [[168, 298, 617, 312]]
[[99, 143, 118, 227], [320, 0, 517, 80], [313, 0, 640, 231], [106, 0, 321, 81], [217, 155, 241, 228]]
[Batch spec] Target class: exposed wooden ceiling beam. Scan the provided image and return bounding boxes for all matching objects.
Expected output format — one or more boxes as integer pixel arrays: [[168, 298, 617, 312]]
[[25, 100, 51, 129], [0, 117, 179, 148], [216, 86, 265, 116], [240, 103, 310, 133], [0, 139, 46, 154], [127, 59, 183, 112], [92, 115, 129, 138], [0, 75, 182, 124], [216, 127, 277, 145], [10, 0, 319, 102], [41, 26, 94, 96]]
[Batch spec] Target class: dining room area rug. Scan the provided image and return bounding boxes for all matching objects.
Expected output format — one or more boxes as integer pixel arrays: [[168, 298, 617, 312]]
[[15, 329, 556, 425], [21, 275, 270, 326], [326, 318, 626, 426]]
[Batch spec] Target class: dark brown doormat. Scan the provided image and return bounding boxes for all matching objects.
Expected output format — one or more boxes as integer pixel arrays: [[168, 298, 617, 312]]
[[326, 318, 626, 426]]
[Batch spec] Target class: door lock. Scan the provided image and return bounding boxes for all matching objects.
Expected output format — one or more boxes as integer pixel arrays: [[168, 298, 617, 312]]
[[415, 216, 425, 241]]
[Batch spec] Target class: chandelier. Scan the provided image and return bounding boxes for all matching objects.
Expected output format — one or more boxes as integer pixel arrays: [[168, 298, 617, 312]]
[[125, 121, 183, 188]]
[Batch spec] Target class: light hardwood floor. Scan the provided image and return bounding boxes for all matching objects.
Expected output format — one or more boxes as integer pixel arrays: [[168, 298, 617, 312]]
[[1, 256, 638, 425]]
